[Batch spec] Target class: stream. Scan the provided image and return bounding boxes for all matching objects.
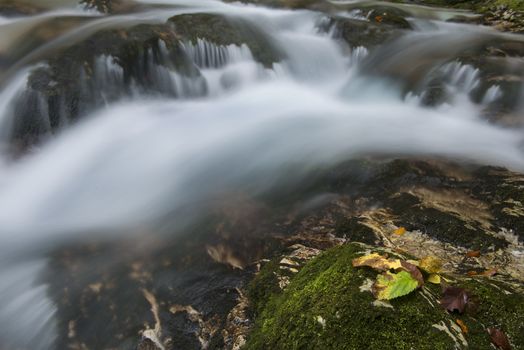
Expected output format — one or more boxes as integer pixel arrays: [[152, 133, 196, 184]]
[[0, 0, 523, 349]]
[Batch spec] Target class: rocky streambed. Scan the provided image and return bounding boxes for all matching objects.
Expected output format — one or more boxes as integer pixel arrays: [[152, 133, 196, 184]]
[[0, 0, 523, 349]]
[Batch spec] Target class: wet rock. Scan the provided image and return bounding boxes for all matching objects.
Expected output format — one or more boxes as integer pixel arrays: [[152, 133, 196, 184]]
[[40, 158, 524, 349], [81, 0, 142, 14], [6, 11, 282, 150], [9, 23, 189, 147], [482, 6, 524, 33], [168, 13, 282, 67], [245, 243, 524, 349], [0, 1, 43, 16], [136, 338, 162, 350], [323, 6, 411, 50]]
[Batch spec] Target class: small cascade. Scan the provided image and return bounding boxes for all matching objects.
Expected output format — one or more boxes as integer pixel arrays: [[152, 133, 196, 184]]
[[441, 61, 481, 94], [180, 39, 254, 69], [348, 46, 368, 67], [0, 69, 31, 149], [482, 85, 502, 105], [408, 61, 504, 110]]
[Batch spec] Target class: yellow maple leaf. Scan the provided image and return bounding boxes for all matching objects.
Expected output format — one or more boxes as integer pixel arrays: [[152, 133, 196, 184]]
[[352, 253, 402, 271], [419, 256, 442, 274], [427, 274, 441, 284], [394, 227, 406, 236]]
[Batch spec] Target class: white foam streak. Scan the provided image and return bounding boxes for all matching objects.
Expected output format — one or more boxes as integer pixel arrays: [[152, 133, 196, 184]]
[[0, 69, 31, 148], [0, 80, 522, 245]]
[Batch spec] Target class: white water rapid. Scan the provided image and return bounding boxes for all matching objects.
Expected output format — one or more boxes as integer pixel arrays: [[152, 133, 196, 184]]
[[0, 0, 523, 348]]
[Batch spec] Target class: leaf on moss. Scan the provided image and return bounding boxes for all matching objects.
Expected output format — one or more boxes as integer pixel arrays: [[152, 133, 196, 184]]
[[393, 227, 406, 236], [482, 268, 498, 277], [456, 319, 468, 334], [427, 274, 441, 284], [372, 271, 419, 300], [466, 250, 480, 258], [400, 261, 424, 287], [487, 328, 511, 350], [440, 286, 469, 313], [419, 256, 442, 274], [352, 253, 402, 271]]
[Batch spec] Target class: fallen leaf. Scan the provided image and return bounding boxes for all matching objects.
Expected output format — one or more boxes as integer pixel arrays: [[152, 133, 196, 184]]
[[352, 253, 402, 271], [456, 319, 468, 334], [375, 15, 383, 23], [400, 261, 424, 287], [440, 286, 469, 313], [419, 256, 442, 274], [482, 268, 498, 277], [393, 227, 406, 236], [487, 328, 511, 350], [467, 271, 478, 276], [372, 270, 419, 300], [466, 250, 481, 258], [427, 274, 441, 284]]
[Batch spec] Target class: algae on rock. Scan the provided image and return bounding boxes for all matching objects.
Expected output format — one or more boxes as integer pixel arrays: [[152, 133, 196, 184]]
[[245, 243, 524, 349]]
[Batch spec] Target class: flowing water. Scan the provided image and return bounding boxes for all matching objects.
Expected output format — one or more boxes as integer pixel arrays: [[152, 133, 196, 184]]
[[0, 0, 523, 348]]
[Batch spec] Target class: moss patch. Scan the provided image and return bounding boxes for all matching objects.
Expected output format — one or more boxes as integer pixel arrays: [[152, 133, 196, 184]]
[[245, 243, 524, 349], [418, 0, 523, 12]]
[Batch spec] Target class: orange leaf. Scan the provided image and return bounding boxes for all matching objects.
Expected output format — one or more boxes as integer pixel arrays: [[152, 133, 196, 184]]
[[456, 319, 468, 334], [394, 227, 406, 236], [482, 268, 498, 277], [375, 15, 383, 23], [466, 250, 480, 258]]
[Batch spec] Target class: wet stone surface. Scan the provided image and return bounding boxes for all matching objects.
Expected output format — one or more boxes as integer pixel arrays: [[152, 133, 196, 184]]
[[42, 158, 524, 349]]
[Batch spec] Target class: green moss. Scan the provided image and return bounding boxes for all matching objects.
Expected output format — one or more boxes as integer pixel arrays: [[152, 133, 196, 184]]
[[461, 278, 524, 348], [245, 243, 524, 349], [334, 217, 377, 244], [417, 0, 523, 12], [247, 258, 282, 317], [246, 244, 451, 349]]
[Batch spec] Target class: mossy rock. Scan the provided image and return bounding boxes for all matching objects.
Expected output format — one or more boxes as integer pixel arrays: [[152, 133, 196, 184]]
[[418, 0, 524, 12], [245, 243, 524, 349], [168, 13, 282, 67], [9, 23, 190, 147]]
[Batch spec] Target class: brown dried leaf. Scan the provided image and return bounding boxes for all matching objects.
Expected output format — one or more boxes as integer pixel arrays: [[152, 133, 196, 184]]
[[456, 319, 468, 334], [419, 256, 442, 274], [400, 261, 424, 287], [352, 253, 402, 271], [488, 328, 511, 350], [466, 250, 481, 258], [440, 286, 469, 313], [482, 268, 498, 277]]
